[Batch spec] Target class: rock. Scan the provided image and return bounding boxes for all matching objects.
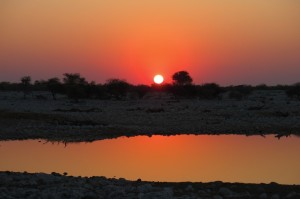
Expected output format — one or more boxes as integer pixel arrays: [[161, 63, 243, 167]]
[[198, 190, 210, 197], [286, 192, 300, 199], [257, 186, 265, 193], [218, 187, 234, 197], [1, 177, 13, 185], [185, 184, 194, 192], [81, 193, 99, 199], [137, 184, 153, 193], [103, 184, 119, 193], [163, 187, 173, 198], [108, 189, 125, 198], [139, 191, 171, 199], [259, 193, 268, 199], [213, 195, 223, 199], [271, 194, 280, 199]]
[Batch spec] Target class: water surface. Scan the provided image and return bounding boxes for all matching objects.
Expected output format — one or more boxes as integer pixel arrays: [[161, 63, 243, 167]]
[[1, 135, 299, 184]]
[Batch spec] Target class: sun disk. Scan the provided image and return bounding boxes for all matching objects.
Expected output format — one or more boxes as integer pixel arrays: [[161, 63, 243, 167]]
[[154, 74, 164, 84]]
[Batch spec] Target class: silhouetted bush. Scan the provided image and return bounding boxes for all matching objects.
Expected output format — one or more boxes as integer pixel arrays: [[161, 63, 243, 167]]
[[0, 82, 11, 91], [197, 83, 223, 99], [271, 84, 290, 90], [33, 80, 47, 91], [228, 85, 253, 100], [84, 82, 108, 99], [255, 84, 268, 90], [4, 72, 300, 101], [170, 84, 197, 98], [47, 78, 64, 100], [20, 76, 32, 99], [151, 83, 173, 93], [63, 73, 88, 101], [105, 79, 131, 99], [286, 83, 300, 100], [133, 85, 151, 99]]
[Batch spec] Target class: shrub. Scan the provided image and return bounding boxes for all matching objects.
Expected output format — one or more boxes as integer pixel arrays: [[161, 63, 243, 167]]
[[47, 78, 63, 100], [63, 73, 88, 101], [170, 84, 197, 98], [133, 85, 151, 99], [105, 79, 131, 99], [20, 76, 32, 99], [197, 83, 223, 99], [228, 85, 253, 100], [286, 83, 300, 99]]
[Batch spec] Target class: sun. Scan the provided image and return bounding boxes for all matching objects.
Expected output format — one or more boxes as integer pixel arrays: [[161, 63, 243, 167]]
[[153, 74, 164, 84]]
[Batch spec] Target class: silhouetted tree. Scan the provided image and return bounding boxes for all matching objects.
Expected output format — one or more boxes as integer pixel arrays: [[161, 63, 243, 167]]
[[84, 81, 107, 99], [228, 85, 253, 100], [63, 73, 87, 85], [0, 82, 11, 91], [105, 79, 131, 99], [34, 80, 47, 91], [63, 73, 88, 101], [172, 71, 193, 85], [255, 84, 268, 90], [286, 83, 300, 100], [20, 76, 31, 99], [47, 78, 63, 100]]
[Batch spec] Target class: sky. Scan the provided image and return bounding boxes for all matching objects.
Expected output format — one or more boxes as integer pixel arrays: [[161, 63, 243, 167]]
[[0, 0, 300, 85]]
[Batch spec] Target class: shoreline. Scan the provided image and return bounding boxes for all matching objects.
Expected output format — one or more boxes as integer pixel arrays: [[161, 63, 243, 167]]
[[1, 171, 300, 199]]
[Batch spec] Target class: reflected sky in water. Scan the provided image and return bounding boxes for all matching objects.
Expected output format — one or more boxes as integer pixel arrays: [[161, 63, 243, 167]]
[[1, 135, 300, 184]]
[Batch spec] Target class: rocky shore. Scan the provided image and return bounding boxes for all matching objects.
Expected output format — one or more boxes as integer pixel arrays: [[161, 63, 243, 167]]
[[0, 90, 300, 142], [1, 171, 300, 199]]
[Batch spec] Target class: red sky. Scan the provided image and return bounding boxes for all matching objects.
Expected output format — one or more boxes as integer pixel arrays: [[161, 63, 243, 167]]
[[0, 1, 300, 85]]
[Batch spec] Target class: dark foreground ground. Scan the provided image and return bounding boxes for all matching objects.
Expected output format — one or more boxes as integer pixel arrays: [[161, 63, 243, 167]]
[[1, 172, 300, 199], [0, 90, 300, 142]]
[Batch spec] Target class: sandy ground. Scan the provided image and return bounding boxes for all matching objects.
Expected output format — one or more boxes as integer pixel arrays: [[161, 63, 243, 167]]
[[0, 90, 300, 141]]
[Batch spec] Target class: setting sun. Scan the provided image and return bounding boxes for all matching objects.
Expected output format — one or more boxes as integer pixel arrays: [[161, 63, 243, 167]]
[[154, 75, 164, 84]]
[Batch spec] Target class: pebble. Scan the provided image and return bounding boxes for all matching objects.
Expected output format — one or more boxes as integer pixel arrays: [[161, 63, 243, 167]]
[[0, 172, 299, 199], [259, 193, 268, 199], [185, 185, 194, 192], [218, 187, 234, 197], [213, 195, 223, 199], [271, 194, 280, 199]]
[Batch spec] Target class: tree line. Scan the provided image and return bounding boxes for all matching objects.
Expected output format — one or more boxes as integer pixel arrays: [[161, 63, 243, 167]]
[[0, 71, 300, 100]]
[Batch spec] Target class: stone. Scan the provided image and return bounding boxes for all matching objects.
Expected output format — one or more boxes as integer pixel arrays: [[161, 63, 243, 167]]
[[259, 193, 268, 199], [82, 193, 98, 199], [185, 184, 194, 192], [271, 194, 280, 199], [163, 187, 173, 198], [213, 195, 223, 199], [286, 192, 300, 199], [108, 189, 125, 199], [218, 187, 234, 197], [137, 184, 153, 193]]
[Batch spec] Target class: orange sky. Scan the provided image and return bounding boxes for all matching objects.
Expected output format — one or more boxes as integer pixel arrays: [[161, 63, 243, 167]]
[[0, 1, 300, 85]]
